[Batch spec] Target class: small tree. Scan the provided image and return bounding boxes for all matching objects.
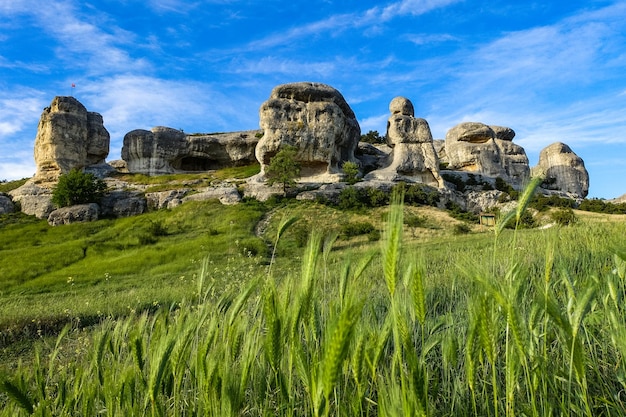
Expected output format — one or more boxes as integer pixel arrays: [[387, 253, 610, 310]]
[[52, 169, 107, 208], [265, 146, 301, 194], [342, 161, 359, 185]]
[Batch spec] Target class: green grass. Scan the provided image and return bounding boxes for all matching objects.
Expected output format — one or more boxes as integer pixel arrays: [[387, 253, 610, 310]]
[[2, 186, 626, 415]]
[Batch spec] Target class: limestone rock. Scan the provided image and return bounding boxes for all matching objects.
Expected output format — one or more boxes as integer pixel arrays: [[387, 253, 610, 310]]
[[122, 127, 259, 175], [355, 142, 390, 173], [33, 96, 110, 184], [444, 122, 529, 187], [100, 191, 146, 218], [47, 203, 99, 226], [365, 97, 443, 187], [0, 194, 14, 214], [255, 82, 360, 182], [491, 125, 516, 141], [182, 185, 242, 205], [145, 189, 189, 210], [532, 142, 589, 198], [8, 183, 54, 219]]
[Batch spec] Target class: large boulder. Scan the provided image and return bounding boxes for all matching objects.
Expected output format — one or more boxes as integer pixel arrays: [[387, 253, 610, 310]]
[[33, 96, 109, 184], [255, 82, 361, 182], [47, 203, 99, 226], [531, 142, 589, 198], [365, 97, 443, 187], [8, 183, 54, 219], [0, 194, 14, 214], [443, 122, 529, 187], [122, 127, 259, 175]]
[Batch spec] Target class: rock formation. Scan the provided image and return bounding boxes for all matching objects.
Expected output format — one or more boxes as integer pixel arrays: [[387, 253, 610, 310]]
[[365, 97, 443, 187], [0, 194, 14, 214], [531, 142, 589, 198], [442, 122, 529, 187], [255, 82, 360, 181], [122, 127, 259, 175], [33, 96, 110, 184], [48, 203, 99, 226]]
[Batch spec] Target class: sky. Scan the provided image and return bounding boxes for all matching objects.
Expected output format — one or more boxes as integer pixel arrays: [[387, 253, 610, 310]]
[[1, 0, 625, 198]]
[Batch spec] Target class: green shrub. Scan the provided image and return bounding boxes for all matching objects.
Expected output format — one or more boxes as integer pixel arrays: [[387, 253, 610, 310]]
[[453, 223, 471, 235], [52, 169, 107, 208], [551, 208, 578, 226], [342, 161, 360, 185], [404, 213, 426, 228], [340, 221, 376, 238], [442, 173, 466, 192]]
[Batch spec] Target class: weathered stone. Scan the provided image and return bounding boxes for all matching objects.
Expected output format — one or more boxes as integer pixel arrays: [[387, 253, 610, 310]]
[[255, 82, 360, 182], [0, 194, 14, 214], [365, 97, 443, 187], [444, 122, 529, 187], [491, 125, 515, 141], [182, 185, 241, 205], [47, 203, 99, 226], [100, 191, 146, 218], [122, 127, 259, 175], [8, 183, 54, 219], [532, 142, 589, 198], [33, 96, 109, 184], [355, 142, 390, 173], [145, 189, 189, 210]]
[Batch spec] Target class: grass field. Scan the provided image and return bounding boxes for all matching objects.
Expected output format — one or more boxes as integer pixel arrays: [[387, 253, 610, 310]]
[[2, 183, 626, 415]]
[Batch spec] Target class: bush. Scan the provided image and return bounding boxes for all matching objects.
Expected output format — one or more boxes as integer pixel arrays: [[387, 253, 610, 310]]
[[52, 169, 107, 208], [551, 208, 578, 226], [341, 221, 376, 239], [453, 223, 471, 235], [342, 161, 360, 185]]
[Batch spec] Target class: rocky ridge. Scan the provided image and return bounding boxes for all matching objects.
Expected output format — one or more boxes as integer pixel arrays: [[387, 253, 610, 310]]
[[5, 84, 591, 224]]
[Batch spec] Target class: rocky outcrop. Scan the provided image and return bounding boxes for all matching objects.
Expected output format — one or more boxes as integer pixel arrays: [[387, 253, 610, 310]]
[[442, 122, 529, 187], [146, 189, 190, 210], [182, 185, 241, 205], [47, 203, 99, 226], [33, 96, 109, 184], [122, 127, 259, 175], [0, 194, 14, 214], [8, 183, 54, 219], [99, 191, 147, 218], [365, 97, 443, 187], [531, 142, 589, 198], [255, 82, 360, 182]]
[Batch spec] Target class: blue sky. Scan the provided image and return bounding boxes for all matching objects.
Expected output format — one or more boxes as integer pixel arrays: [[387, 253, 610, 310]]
[[1, 0, 625, 198]]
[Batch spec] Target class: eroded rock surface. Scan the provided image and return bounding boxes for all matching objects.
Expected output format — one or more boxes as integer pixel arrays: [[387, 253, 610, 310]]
[[33, 96, 110, 184], [532, 142, 589, 198], [48, 203, 99, 226], [0, 194, 14, 214], [122, 127, 259, 175], [255, 82, 360, 182], [442, 122, 529, 187], [366, 97, 443, 187]]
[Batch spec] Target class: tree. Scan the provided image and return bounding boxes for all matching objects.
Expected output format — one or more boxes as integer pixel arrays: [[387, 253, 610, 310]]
[[360, 130, 384, 144], [52, 169, 107, 208], [341, 161, 360, 185], [265, 146, 301, 194]]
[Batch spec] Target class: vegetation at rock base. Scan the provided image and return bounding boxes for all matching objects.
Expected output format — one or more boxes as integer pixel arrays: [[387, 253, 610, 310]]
[[265, 145, 301, 194], [341, 161, 360, 185], [2, 179, 626, 415], [52, 169, 107, 208]]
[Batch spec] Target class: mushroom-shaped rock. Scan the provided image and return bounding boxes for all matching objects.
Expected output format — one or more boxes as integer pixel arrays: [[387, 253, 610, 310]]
[[444, 122, 529, 186], [33, 96, 110, 184], [255, 82, 360, 182], [365, 97, 443, 187], [531, 142, 589, 198]]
